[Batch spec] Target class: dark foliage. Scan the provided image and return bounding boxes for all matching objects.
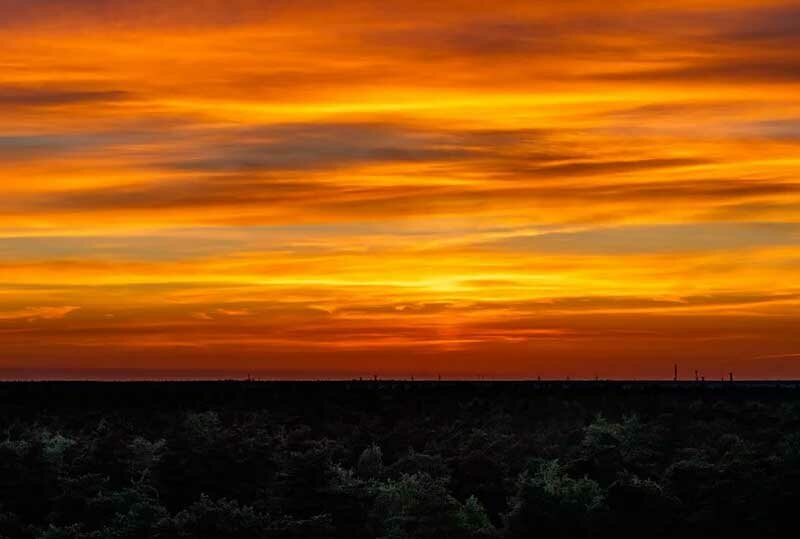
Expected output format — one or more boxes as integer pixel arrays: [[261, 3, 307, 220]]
[[0, 380, 799, 538]]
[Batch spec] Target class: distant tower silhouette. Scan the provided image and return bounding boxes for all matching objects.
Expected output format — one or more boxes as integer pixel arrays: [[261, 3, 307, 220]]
[[695, 370, 699, 382], [673, 364, 678, 382], [729, 372, 734, 382]]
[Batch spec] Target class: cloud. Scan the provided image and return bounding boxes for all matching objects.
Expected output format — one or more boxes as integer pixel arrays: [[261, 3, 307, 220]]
[[0, 86, 129, 107], [711, 5, 800, 43], [3, 0, 800, 378], [508, 157, 709, 178], [14, 173, 793, 225], [0, 306, 79, 321], [215, 308, 251, 316], [732, 119, 800, 140], [482, 223, 800, 254], [162, 122, 479, 172], [592, 59, 800, 84], [0, 119, 728, 223], [0, 233, 246, 260], [364, 20, 562, 59]]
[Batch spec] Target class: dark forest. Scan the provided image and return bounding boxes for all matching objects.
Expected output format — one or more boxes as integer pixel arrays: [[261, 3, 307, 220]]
[[1, 381, 798, 538]]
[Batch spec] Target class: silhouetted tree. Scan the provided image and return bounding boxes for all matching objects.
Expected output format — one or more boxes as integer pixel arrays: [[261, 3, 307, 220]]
[[504, 460, 604, 539]]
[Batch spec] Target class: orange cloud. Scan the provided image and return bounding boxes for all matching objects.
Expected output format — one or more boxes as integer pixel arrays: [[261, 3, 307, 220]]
[[0, 306, 79, 321], [1, 0, 800, 378]]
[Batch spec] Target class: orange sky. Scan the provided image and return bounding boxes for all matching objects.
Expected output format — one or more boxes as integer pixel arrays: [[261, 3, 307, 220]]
[[2, 0, 800, 379]]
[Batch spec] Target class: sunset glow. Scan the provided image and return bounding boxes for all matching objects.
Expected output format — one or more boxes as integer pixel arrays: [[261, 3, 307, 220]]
[[2, 0, 800, 378]]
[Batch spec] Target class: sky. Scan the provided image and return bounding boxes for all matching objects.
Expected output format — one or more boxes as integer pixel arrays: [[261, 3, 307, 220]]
[[1, 0, 800, 379]]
